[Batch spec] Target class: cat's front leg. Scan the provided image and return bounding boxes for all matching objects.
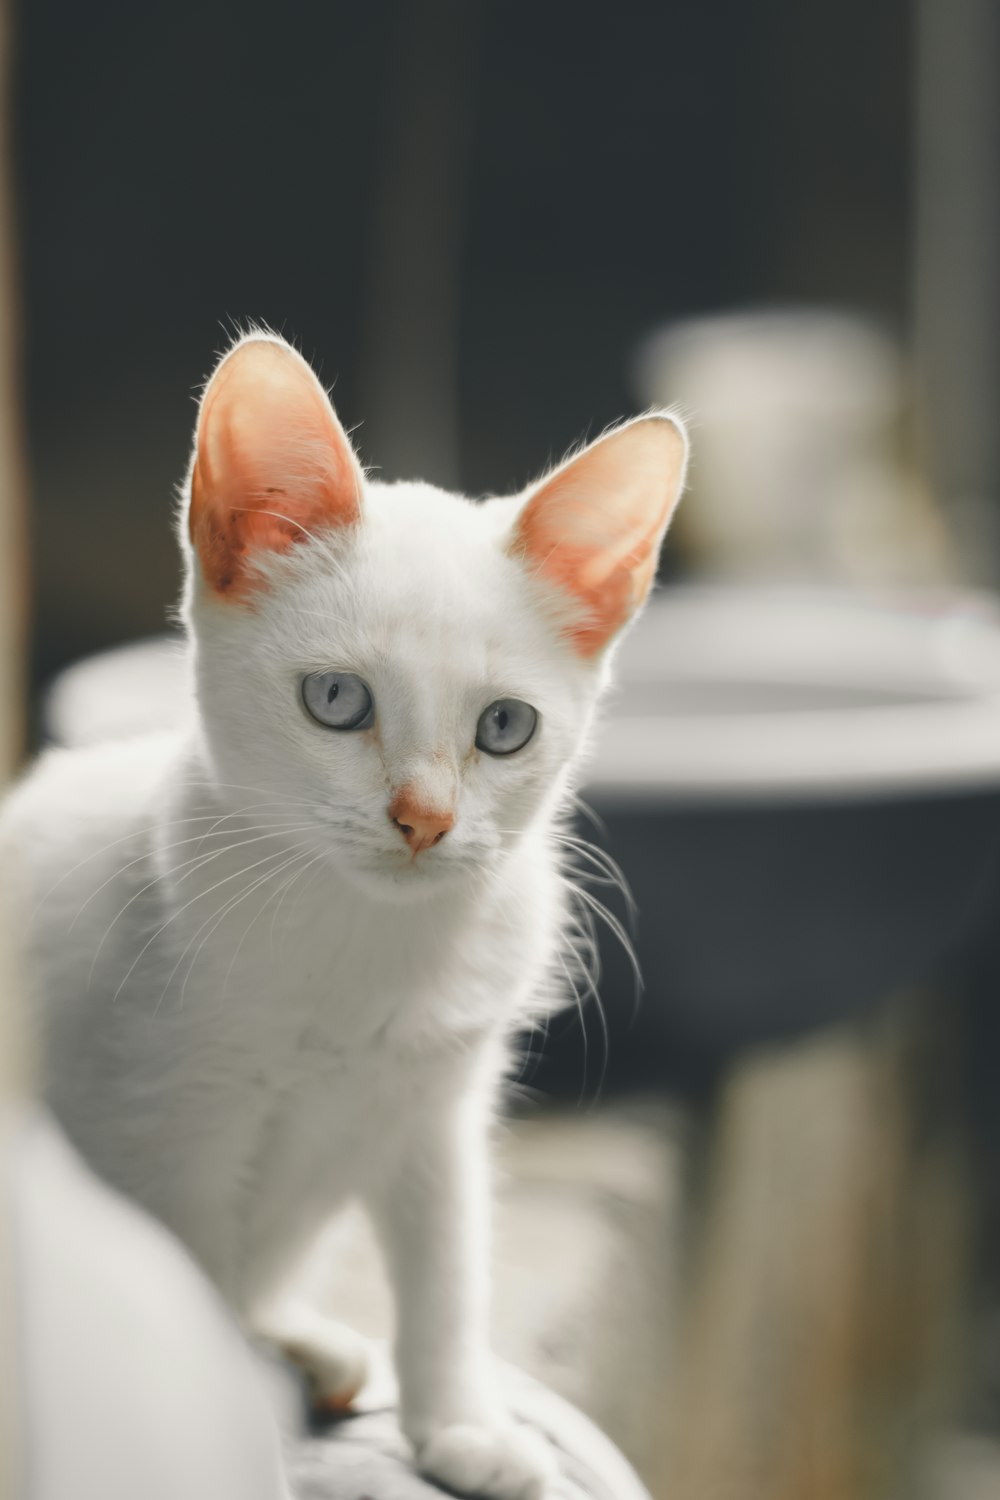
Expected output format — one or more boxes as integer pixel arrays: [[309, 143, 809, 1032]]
[[368, 1096, 555, 1500]]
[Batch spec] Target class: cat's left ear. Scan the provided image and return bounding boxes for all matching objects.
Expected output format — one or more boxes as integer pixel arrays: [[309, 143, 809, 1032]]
[[188, 335, 363, 598], [510, 414, 688, 657]]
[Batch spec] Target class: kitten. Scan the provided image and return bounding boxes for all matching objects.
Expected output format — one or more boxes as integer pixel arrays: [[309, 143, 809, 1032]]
[[1, 333, 687, 1499]]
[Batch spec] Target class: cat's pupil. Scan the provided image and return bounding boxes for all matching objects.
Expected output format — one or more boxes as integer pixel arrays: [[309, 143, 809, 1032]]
[[326, 682, 339, 704], [497, 708, 508, 732]]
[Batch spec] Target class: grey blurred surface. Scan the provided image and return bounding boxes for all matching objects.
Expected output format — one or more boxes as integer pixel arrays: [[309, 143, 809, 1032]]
[[280, 1346, 652, 1500], [301, 1102, 686, 1485]]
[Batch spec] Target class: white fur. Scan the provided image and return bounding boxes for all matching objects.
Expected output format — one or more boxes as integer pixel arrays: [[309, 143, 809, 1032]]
[[2, 336, 686, 1499]]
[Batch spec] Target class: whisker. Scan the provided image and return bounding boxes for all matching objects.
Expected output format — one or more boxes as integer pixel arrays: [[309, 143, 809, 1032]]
[[283, 606, 358, 633], [551, 834, 637, 916], [109, 837, 316, 1005], [31, 799, 315, 916], [493, 817, 636, 1100], [229, 505, 349, 577], [86, 822, 318, 987], [171, 779, 321, 808], [168, 845, 314, 1011], [71, 816, 319, 933], [268, 848, 329, 956], [190, 801, 320, 855], [567, 877, 642, 1024], [219, 848, 325, 1001], [571, 793, 608, 838], [554, 946, 593, 1107], [279, 852, 331, 957]]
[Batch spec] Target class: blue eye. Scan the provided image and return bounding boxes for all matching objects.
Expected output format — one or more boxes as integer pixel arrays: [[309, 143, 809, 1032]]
[[302, 672, 374, 730], [475, 698, 537, 756]]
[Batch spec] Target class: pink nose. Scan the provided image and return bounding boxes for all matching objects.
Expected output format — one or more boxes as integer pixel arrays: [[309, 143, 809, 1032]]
[[388, 792, 455, 854]]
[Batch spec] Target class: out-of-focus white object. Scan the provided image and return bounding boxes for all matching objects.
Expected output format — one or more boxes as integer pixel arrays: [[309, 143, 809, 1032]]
[[9, 1107, 288, 1500], [635, 308, 953, 585], [44, 634, 193, 749], [591, 586, 1000, 800]]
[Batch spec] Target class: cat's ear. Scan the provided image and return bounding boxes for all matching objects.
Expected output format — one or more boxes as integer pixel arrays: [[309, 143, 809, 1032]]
[[510, 414, 688, 656], [188, 335, 363, 598]]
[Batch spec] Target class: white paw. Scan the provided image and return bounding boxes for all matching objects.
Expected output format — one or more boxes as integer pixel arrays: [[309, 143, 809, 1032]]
[[289, 1321, 370, 1412], [257, 1303, 370, 1412], [417, 1420, 557, 1500]]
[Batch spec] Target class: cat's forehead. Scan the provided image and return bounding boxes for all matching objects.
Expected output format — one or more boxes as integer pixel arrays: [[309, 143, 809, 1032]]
[[269, 479, 544, 672]]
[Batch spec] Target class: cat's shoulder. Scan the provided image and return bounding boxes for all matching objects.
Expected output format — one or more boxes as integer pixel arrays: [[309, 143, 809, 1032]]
[[1, 731, 182, 843]]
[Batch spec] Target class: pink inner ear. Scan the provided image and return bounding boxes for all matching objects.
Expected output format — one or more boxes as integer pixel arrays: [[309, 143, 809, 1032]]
[[513, 418, 686, 656], [190, 339, 361, 597]]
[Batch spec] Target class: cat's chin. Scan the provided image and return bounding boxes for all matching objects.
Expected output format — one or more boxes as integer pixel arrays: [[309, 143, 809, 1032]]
[[339, 854, 470, 905]]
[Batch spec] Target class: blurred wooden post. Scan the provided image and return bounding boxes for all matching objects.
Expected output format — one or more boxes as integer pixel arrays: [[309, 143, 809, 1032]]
[[359, 0, 481, 491], [0, 0, 28, 1488], [913, 0, 1000, 581], [657, 1006, 970, 1500], [0, 0, 22, 777]]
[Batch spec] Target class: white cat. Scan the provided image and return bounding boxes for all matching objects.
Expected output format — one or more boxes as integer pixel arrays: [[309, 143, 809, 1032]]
[[1, 333, 687, 1499]]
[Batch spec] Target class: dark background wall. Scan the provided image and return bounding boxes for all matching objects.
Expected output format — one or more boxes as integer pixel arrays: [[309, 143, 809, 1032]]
[[14, 0, 911, 688]]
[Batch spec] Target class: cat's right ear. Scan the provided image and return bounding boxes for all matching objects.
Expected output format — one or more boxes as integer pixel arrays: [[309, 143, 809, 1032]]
[[188, 335, 363, 599]]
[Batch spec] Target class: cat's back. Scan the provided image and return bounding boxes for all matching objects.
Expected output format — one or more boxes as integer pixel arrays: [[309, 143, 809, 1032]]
[[0, 731, 184, 973], [2, 731, 180, 876]]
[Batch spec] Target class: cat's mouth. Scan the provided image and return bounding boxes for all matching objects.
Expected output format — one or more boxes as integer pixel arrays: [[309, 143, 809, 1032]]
[[327, 841, 471, 902], [306, 810, 496, 896]]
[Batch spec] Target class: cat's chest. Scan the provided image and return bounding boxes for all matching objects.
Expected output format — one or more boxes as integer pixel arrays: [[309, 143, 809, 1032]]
[[174, 867, 521, 1063]]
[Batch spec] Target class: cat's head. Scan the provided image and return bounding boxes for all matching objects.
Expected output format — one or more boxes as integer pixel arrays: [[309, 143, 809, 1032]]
[[180, 333, 687, 901]]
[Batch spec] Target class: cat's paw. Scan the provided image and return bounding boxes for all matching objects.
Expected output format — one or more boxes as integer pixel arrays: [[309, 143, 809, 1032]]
[[257, 1302, 370, 1413], [416, 1420, 556, 1500], [290, 1321, 370, 1414]]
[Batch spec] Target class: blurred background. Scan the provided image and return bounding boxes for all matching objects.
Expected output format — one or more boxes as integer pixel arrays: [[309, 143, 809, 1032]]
[[13, 0, 957, 683], [4, 1, 1000, 1497]]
